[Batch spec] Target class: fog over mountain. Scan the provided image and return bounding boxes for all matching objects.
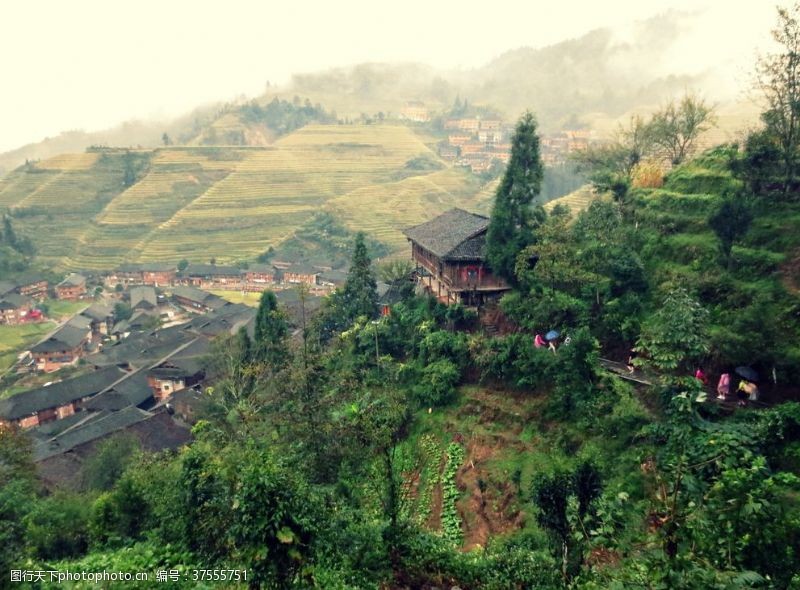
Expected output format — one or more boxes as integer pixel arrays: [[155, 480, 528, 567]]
[[0, 2, 774, 175]]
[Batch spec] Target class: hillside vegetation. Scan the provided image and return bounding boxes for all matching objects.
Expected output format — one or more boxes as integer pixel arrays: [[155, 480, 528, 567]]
[[3, 111, 800, 590], [7, 143, 800, 585], [0, 124, 493, 269]]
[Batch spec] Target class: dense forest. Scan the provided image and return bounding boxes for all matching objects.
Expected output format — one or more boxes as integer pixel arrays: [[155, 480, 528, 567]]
[[3, 6, 800, 590]]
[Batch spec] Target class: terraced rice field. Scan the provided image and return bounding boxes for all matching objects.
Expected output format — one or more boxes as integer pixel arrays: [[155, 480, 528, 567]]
[[0, 153, 132, 267], [0, 125, 498, 269], [327, 168, 486, 250], [544, 184, 599, 214], [37, 152, 100, 171], [135, 124, 469, 262]]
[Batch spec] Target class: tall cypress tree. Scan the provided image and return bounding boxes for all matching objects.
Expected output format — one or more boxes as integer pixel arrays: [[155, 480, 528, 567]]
[[2, 215, 18, 250], [342, 232, 378, 320], [253, 290, 288, 369], [486, 111, 544, 284]]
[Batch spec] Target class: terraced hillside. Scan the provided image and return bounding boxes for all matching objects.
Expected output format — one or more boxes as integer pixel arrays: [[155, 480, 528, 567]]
[[0, 151, 139, 267], [543, 184, 599, 213], [0, 125, 496, 269]]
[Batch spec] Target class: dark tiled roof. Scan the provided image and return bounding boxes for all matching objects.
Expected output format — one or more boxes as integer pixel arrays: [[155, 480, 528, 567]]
[[111, 319, 130, 334], [403, 208, 490, 261], [0, 293, 30, 309], [0, 280, 17, 295], [172, 286, 227, 309], [169, 336, 211, 360], [30, 324, 88, 352], [149, 356, 205, 379], [131, 286, 157, 309], [13, 273, 46, 287], [284, 264, 320, 275], [28, 411, 100, 442], [0, 366, 125, 420], [83, 391, 131, 412], [81, 302, 113, 322], [117, 262, 175, 273], [58, 273, 86, 287], [246, 264, 275, 274], [182, 264, 242, 277], [34, 406, 152, 461], [127, 309, 159, 328], [185, 302, 255, 336], [378, 281, 406, 306], [88, 325, 194, 367], [85, 369, 153, 411], [447, 233, 487, 260], [67, 314, 93, 330], [139, 263, 176, 272], [318, 269, 348, 285]]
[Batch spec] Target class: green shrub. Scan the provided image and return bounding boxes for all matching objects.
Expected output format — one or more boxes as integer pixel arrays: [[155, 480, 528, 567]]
[[417, 330, 469, 370], [501, 290, 588, 332], [25, 492, 91, 559], [413, 359, 460, 407], [730, 245, 785, 277]]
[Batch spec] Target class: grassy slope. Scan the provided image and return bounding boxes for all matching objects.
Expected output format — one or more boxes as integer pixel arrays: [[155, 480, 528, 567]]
[[0, 125, 496, 270], [0, 322, 52, 375]]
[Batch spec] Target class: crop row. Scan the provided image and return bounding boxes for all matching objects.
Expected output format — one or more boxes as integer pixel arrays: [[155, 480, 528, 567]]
[[441, 442, 465, 545], [413, 434, 443, 526]]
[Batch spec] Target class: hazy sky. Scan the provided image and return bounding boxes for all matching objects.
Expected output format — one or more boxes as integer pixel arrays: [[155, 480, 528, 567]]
[[0, 0, 778, 152]]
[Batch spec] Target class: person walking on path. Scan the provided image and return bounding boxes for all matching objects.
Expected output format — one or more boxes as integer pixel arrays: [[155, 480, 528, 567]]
[[626, 349, 637, 374], [716, 372, 731, 399], [695, 366, 708, 385]]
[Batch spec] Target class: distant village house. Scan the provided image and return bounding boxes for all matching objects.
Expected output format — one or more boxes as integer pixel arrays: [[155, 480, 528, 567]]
[[0, 366, 124, 429], [55, 273, 87, 300], [399, 101, 430, 123], [281, 264, 320, 286], [30, 323, 90, 372], [0, 293, 33, 325]]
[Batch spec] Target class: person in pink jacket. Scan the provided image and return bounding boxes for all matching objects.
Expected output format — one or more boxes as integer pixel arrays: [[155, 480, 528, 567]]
[[716, 372, 731, 399], [534, 333, 546, 348]]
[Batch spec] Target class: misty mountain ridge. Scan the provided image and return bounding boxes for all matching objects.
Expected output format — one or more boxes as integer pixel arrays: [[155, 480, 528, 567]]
[[0, 13, 746, 176]]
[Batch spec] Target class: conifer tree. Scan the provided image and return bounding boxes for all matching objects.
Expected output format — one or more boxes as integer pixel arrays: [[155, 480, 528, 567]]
[[253, 290, 288, 369], [486, 111, 544, 284], [2, 215, 17, 249], [342, 232, 378, 320]]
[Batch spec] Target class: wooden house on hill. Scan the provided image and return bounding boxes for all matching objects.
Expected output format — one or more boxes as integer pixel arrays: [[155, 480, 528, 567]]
[[30, 323, 91, 372], [179, 264, 242, 289], [15, 274, 48, 300], [0, 293, 33, 325], [403, 208, 510, 306], [112, 263, 176, 286], [81, 302, 115, 337], [55, 273, 87, 300], [243, 264, 275, 291], [281, 264, 320, 286]]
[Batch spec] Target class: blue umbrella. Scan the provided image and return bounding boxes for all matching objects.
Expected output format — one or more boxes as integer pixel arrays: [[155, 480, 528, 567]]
[[545, 330, 560, 341], [735, 366, 759, 382]]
